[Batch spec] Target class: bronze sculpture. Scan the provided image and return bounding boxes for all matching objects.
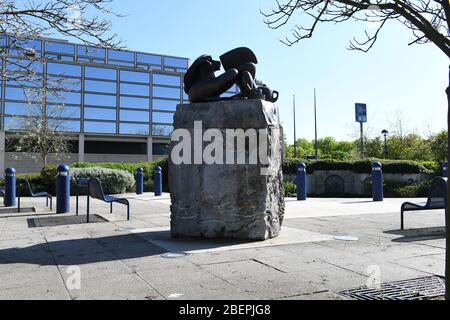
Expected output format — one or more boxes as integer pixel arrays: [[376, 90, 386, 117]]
[[184, 47, 279, 103]]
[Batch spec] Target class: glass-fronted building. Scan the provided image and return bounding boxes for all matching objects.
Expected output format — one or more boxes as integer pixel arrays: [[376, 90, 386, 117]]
[[0, 36, 195, 174]]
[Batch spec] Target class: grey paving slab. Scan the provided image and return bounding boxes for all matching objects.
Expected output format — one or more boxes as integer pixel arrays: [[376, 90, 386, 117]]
[[393, 255, 445, 277], [58, 260, 133, 281], [0, 261, 62, 290], [0, 280, 70, 300], [201, 259, 364, 299], [68, 273, 164, 300], [122, 255, 196, 273], [138, 264, 259, 300], [0, 196, 447, 300]]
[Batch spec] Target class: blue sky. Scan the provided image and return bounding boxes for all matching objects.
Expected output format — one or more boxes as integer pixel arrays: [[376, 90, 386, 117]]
[[102, 0, 448, 143]]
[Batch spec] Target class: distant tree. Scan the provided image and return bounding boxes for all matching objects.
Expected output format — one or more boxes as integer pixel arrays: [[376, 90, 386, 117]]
[[6, 85, 75, 166], [285, 138, 314, 158], [364, 136, 384, 158], [429, 130, 448, 163]]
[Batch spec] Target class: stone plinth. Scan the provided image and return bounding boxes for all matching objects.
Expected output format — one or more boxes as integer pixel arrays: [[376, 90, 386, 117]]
[[169, 99, 284, 240]]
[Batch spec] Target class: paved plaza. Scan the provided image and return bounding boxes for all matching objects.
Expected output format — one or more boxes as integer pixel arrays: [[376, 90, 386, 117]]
[[0, 194, 446, 300]]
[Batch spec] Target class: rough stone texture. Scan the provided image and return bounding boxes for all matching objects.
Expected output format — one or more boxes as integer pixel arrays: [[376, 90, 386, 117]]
[[169, 99, 284, 240]]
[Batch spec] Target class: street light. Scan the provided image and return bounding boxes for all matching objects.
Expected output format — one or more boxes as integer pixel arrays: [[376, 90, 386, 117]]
[[381, 129, 389, 158]]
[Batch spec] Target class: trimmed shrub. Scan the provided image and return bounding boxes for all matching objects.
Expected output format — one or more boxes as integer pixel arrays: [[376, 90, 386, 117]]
[[72, 157, 169, 192], [71, 167, 135, 194], [282, 158, 432, 175], [284, 181, 297, 197], [40, 165, 58, 193], [384, 180, 431, 198]]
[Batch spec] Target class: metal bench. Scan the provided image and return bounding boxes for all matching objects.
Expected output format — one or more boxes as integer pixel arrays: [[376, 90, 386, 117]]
[[86, 178, 130, 223], [17, 179, 52, 213], [75, 177, 90, 216], [400, 177, 447, 230]]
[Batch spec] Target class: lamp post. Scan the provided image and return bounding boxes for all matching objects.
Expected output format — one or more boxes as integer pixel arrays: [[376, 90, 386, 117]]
[[381, 129, 388, 158]]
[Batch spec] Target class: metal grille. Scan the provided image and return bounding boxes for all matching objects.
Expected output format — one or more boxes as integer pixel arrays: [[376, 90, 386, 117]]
[[338, 276, 445, 300]]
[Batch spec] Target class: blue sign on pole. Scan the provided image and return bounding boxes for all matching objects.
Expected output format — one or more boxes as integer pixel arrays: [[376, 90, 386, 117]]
[[355, 103, 367, 123]]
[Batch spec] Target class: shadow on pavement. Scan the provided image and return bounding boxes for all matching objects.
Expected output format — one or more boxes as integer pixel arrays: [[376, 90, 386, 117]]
[[0, 232, 168, 266], [384, 227, 445, 242], [27, 214, 107, 228]]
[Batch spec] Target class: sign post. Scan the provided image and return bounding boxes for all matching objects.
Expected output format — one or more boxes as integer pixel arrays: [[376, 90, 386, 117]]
[[355, 103, 367, 159]]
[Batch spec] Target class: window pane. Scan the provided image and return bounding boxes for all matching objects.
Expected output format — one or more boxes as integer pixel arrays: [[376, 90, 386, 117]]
[[120, 70, 149, 83], [6, 58, 43, 73], [120, 123, 149, 135], [152, 124, 173, 136], [84, 121, 116, 134], [61, 56, 74, 62], [120, 96, 149, 109], [120, 110, 149, 122], [47, 62, 81, 77], [5, 87, 33, 101], [4, 102, 38, 115], [84, 107, 116, 120], [108, 50, 134, 61], [9, 38, 42, 52], [85, 80, 117, 94], [120, 83, 149, 96], [47, 105, 80, 118], [6, 79, 42, 88], [153, 143, 169, 155], [164, 57, 188, 68], [153, 86, 180, 99], [78, 46, 105, 58], [56, 120, 80, 132], [137, 53, 161, 65], [45, 41, 74, 54], [152, 112, 174, 124], [85, 93, 116, 107], [47, 91, 81, 104], [85, 66, 117, 80], [108, 60, 135, 67], [153, 74, 180, 86], [152, 99, 178, 111], [47, 76, 81, 91], [4, 117, 28, 130]]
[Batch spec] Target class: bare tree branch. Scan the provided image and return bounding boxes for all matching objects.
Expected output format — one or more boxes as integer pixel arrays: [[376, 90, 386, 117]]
[[262, 0, 450, 57]]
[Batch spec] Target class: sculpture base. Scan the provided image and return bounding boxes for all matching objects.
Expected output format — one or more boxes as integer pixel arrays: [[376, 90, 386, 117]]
[[169, 99, 284, 241]]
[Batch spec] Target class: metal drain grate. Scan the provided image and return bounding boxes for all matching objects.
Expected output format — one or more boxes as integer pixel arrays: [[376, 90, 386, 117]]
[[338, 276, 445, 300]]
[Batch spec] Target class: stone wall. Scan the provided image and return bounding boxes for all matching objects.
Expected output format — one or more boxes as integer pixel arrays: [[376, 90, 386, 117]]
[[284, 170, 433, 196]]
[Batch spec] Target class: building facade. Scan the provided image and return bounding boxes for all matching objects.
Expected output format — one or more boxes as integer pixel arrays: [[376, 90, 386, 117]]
[[0, 36, 193, 176]]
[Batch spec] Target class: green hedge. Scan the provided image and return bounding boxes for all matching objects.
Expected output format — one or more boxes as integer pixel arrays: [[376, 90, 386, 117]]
[[71, 167, 135, 194], [282, 159, 432, 175], [71, 157, 169, 192], [0, 172, 46, 195]]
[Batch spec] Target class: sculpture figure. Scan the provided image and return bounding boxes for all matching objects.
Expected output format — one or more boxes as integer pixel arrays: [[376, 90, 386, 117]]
[[184, 47, 279, 103]]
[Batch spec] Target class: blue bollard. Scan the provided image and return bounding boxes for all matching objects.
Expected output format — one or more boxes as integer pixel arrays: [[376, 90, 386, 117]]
[[56, 164, 70, 214], [154, 166, 162, 197], [443, 161, 448, 178], [296, 162, 307, 201], [4, 167, 16, 207], [372, 162, 384, 202], [136, 168, 144, 195]]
